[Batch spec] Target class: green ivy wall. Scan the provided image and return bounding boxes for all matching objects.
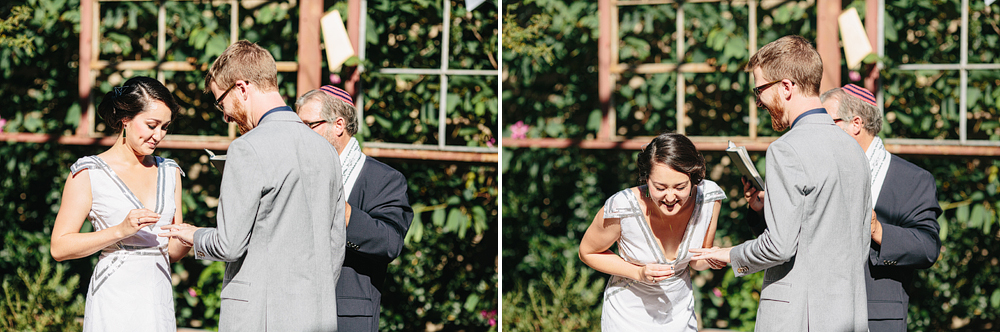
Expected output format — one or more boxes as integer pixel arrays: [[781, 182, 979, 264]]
[[0, 0, 499, 330], [502, 0, 999, 330]]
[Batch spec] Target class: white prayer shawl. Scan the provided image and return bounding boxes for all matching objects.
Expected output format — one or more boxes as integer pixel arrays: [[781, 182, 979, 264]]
[[340, 137, 367, 200], [865, 136, 892, 206]]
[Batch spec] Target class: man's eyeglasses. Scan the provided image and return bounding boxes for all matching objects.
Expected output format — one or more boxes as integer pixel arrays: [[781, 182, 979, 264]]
[[304, 120, 328, 129], [832, 116, 855, 124], [752, 79, 784, 107], [214, 81, 247, 112]]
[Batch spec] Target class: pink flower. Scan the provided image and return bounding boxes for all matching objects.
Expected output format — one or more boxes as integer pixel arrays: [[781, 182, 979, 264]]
[[481, 309, 497, 327], [849, 71, 862, 82], [713, 287, 723, 298], [188, 288, 197, 297], [486, 137, 496, 148], [329, 74, 342, 84], [510, 121, 529, 139], [0, 118, 6, 132]]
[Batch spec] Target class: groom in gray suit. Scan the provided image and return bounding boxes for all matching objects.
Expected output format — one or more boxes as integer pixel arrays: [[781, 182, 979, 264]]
[[161, 40, 345, 331], [691, 35, 872, 331]]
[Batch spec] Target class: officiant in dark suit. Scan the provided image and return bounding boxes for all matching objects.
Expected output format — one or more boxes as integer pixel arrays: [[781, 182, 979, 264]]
[[295, 85, 414, 331], [821, 84, 943, 332]]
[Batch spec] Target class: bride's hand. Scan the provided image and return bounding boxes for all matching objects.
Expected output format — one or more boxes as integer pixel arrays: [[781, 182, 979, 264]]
[[638, 263, 675, 283], [115, 209, 160, 238]]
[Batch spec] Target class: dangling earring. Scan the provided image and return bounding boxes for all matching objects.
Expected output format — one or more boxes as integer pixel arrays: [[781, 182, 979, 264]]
[[122, 125, 127, 138]]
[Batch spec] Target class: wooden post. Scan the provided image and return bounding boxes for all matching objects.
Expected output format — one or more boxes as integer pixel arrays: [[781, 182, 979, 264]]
[[77, 0, 93, 137], [345, 0, 362, 97], [297, 0, 323, 98], [817, 0, 841, 93], [864, 0, 879, 94], [597, 0, 613, 140]]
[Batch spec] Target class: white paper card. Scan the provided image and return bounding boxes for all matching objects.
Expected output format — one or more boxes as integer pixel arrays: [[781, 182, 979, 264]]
[[321, 10, 355, 72], [466, 0, 487, 10], [838, 8, 874, 69]]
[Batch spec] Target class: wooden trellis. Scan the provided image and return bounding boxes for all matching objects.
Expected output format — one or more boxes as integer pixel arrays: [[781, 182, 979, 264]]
[[503, 0, 1000, 157], [0, 0, 499, 164]]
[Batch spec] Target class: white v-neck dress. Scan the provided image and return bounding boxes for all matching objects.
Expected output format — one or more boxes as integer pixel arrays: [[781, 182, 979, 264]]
[[70, 156, 184, 332], [600, 180, 726, 331]]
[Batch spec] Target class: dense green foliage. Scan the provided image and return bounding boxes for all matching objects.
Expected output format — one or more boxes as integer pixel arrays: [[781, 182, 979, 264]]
[[1, 0, 498, 330], [503, 0, 999, 330]]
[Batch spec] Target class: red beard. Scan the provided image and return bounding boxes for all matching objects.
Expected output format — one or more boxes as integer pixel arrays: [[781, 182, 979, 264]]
[[765, 92, 788, 132], [231, 101, 255, 135]]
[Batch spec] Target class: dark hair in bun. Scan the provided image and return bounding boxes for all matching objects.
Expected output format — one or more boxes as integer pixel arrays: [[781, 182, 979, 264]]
[[637, 133, 706, 186], [97, 76, 180, 132]]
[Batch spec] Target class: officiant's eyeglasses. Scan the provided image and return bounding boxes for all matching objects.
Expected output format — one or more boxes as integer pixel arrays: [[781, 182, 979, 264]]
[[304, 120, 328, 129]]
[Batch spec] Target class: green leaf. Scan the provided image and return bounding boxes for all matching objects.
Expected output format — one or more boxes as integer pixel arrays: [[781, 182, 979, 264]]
[[206, 35, 230, 59], [463, 293, 480, 311], [957, 204, 970, 223], [64, 104, 81, 127], [969, 204, 985, 228], [544, 121, 565, 137], [938, 214, 948, 240], [992, 289, 1000, 308], [405, 211, 424, 244], [894, 111, 914, 126], [374, 114, 392, 129], [472, 206, 487, 235], [586, 109, 602, 132], [432, 208, 446, 227], [968, 87, 982, 108], [445, 208, 468, 238], [446, 93, 461, 115]]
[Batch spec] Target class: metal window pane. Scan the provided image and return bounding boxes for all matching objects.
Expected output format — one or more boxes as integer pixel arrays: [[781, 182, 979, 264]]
[[882, 71, 963, 140], [362, 74, 441, 145], [884, 0, 963, 65], [685, 73, 755, 137]]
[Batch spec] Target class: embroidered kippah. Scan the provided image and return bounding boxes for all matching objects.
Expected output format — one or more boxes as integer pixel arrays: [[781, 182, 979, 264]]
[[843, 84, 876, 106], [319, 85, 354, 107]]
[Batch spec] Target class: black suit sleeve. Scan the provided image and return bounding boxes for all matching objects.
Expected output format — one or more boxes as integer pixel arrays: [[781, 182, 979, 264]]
[[745, 207, 768, 237], [346, 164, 413, 261], [869, 157, 942, 269]]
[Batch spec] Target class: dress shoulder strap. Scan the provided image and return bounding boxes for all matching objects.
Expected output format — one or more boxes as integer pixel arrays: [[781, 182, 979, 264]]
[[156, 157, 186, 177], [604, 188, 641, 219], [699, 180, 727, 203], [69, 156, 100, 176]]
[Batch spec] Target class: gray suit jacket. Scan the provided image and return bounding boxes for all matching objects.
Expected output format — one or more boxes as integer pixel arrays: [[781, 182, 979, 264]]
[[193, 109, 346, 332], [730, 112, 872, 331]]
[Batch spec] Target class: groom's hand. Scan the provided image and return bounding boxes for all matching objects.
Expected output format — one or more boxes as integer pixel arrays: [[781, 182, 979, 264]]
[[159, 223, 199, 247], [690, 247, 732, 269]]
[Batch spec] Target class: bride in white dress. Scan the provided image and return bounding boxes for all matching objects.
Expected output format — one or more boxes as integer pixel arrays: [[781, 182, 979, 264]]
[[580, 133, 728, 331], [50, 76, 190, 332]]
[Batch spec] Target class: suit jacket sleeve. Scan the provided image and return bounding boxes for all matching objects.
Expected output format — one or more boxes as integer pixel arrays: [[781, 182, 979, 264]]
[[730, 141, 804, 276], [870, 162, 942, 269], [347, 166, 413, 261], [194, 139, 264, 262], [744, 206, 768, 237]]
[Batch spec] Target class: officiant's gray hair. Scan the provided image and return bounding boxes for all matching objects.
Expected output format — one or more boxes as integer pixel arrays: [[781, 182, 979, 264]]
[[820, 87, 882, 136], [637, 133, 706, 186], [295, 88, 359, 136]]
